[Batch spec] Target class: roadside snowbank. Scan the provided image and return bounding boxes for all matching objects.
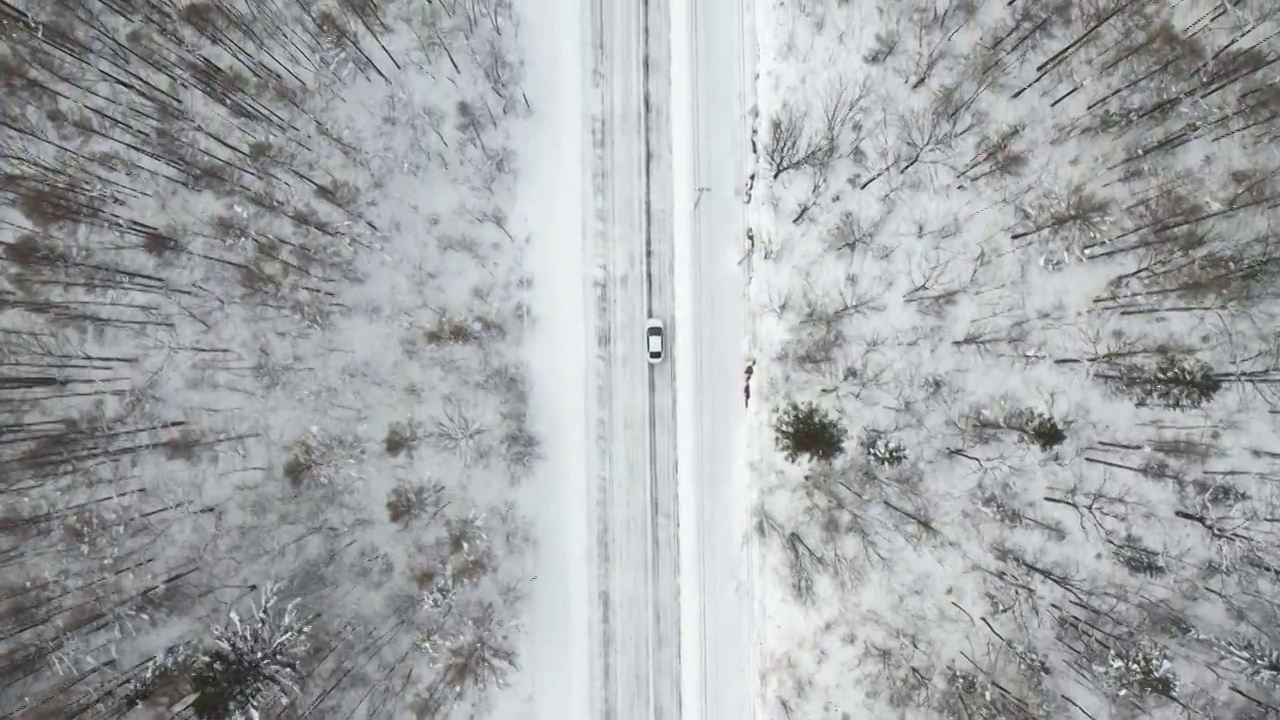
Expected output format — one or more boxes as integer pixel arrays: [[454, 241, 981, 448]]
[[494, 0, 591, 719]]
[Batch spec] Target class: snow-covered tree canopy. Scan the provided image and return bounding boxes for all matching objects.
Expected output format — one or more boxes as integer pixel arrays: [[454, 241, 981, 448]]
[[752, 0, 1280, 717], [0, 0, 536, 717], [201, 586, 309, 717]]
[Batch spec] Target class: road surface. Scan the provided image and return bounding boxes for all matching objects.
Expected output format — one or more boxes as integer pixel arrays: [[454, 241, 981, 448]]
[[585, 0, 679, 717], [584, 0, 757, 716], [672, 0, 760, 718]]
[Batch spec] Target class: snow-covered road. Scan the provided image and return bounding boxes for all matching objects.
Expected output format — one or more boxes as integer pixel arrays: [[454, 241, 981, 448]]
[[584, 0, 680, 717], [582, 0, 757, 716], [671, 0, 759, 718]]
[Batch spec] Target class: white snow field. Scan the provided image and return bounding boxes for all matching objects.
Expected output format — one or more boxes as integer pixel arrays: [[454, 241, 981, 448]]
[[499, 0, 591, 718]]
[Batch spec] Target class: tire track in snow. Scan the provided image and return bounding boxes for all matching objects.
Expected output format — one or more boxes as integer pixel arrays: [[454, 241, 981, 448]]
[[586, 0, 619, 714], [643, 0, 682, 712], [586, 0, 678, 715], [587, 0, 680, 715]]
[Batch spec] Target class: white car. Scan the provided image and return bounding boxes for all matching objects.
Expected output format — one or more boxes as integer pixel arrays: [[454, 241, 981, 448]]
[[645, 318, 665, 364]]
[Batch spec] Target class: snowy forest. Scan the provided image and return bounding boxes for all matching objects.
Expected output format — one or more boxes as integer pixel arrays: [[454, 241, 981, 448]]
[[753, 0, 1280, 718], [0, 0, 536, 718]]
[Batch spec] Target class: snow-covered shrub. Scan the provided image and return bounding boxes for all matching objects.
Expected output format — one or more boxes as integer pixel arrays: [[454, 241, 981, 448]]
[[939, 666, 1047, 720], [385, 420, 421, 457], [1007, 408, 1066, 452], [1113, 354, 1222, 409], [189, 585, 311, 720], [386, 478, 446, 527], [1098, 642, 1177, 699], [500, 424, 540, 472], [427, 399, 491, 467], [282, 429, 366, 487], [120, 642, 202, 712], [1211, 636, 1280, 688], [864, 434, 908, 467], [1110, 535, 1168, 577]]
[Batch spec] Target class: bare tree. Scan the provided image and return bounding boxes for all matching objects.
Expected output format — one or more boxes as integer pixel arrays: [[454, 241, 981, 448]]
[[764, 104, 829, 180]]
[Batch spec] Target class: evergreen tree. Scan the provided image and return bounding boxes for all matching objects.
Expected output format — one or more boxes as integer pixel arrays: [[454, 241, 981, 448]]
[[1116, 354, 1222, 409], [775, 401, 845, 462], [1007, 408, 1067, 451]]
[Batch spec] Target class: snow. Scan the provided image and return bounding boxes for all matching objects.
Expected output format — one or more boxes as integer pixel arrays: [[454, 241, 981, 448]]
[[748, 0, 1280, 717], [498, 1, 764, 719], [0, 1, 540, 717], [26, 0, 1280, 716], [500, 0, 763, 716], [564, 0, 688, 716], [490, 0, 592, 717], [671, 0, 761, 718]]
